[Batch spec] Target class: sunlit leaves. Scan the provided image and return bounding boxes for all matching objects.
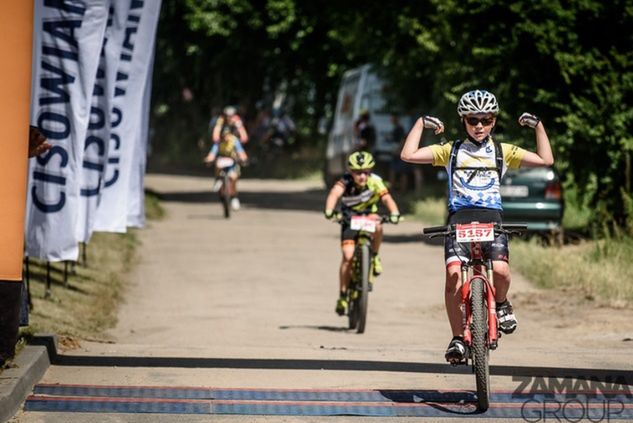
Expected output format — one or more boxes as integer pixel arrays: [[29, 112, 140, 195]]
[[265, 0, 296, 38]]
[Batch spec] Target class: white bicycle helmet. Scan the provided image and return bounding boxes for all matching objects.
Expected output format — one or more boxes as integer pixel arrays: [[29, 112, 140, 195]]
[[223, 105, 236, 117], [457, 90, 499, 116]]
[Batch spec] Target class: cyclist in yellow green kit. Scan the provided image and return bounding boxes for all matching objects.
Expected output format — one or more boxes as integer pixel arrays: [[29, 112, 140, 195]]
[[324, 151, 401, 316]]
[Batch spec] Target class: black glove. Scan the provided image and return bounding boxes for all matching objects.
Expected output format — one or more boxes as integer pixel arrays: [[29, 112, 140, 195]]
[[389, 214, 401, 224], [324, 209, 339, 220]]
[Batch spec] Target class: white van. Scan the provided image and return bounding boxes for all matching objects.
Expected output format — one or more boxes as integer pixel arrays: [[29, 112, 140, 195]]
[[324, 64, 411, 185]]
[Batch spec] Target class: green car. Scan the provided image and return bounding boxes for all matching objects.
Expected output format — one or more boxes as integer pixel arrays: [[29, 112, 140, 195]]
[[500, 167, 564, 241]]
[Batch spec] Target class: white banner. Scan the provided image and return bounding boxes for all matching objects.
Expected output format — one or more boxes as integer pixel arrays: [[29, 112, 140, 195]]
[[127, 48, 155, 228], [26, 0, 110, 261], [76, 0, 130, 244], [94, 0, 161, 233]]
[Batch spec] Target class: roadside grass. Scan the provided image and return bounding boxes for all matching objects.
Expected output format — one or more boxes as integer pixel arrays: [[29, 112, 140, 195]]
[[511, 235, 633, 307], [20, 191, 164, 345], [396, 186, 446, 226]]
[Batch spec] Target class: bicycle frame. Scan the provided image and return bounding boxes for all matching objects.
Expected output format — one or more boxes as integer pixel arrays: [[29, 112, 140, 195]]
[[423, 221, 526, 411], [336, 213, 392, 333], [352, 232, 374, 279], [214, 156, 236, 218], [459, 241, 498, 351], [424, 222, 527, 349]]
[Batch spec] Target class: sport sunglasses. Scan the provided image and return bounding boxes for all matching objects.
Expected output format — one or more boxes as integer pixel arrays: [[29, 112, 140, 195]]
[[465, 116, 495, 126], [351, 170, 371, 175]]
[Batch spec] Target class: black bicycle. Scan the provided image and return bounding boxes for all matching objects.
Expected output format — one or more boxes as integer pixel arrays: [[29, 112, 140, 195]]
[[423, 222, 526, 411], [213, 156, 236, 219], [336, 213, 394, 334]]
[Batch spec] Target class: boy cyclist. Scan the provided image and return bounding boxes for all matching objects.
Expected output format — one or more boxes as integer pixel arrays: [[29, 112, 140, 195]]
[[324, 151, 401, 315], [400, 90, 554, 363], [204, 129, 248, 210]]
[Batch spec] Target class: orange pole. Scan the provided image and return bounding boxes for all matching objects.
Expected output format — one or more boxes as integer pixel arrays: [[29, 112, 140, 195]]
[[0, 1, 34, 281]]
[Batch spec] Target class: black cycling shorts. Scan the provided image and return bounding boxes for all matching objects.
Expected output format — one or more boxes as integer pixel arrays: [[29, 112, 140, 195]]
[[340, 212, 377, 245], [444, 209, 509, 267]]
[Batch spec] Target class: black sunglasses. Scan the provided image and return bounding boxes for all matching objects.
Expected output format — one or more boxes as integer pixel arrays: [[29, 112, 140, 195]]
[[465, 116, 495, 126], [351, 170, 371, 175]]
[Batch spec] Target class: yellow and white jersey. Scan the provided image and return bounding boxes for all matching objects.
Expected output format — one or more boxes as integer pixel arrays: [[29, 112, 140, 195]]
[[429, 137, 525, 212]]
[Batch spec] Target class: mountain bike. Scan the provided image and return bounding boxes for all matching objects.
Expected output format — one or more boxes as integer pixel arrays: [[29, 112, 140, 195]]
[[337, 213, 393, 334], [213, 156, 236, 219], [423, 221, 526, 411]]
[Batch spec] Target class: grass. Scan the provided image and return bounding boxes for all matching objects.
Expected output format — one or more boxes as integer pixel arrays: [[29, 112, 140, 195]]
[[24, 232, 136, 342], [511, 235, 633, 307], [19, 191, 165, 345], [390, 179, 447, 226]]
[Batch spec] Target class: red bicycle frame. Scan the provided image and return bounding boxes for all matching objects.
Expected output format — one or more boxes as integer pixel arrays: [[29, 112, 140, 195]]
[[460, 237, 499, 350]]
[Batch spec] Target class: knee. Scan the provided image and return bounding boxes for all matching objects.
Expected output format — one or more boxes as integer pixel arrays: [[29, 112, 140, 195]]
[[341, 249, 354, 265], [493, 262, 511, 282]]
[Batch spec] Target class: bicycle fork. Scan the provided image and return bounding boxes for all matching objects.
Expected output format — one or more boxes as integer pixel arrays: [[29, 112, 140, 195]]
[[460, 260, 500, 353]]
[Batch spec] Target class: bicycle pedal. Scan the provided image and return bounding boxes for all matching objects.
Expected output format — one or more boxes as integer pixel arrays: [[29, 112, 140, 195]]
[[448, 358, 468, 367]]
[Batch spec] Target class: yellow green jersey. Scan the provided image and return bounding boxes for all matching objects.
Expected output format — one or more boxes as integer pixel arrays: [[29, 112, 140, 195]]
[[336, 173, 389, 213]]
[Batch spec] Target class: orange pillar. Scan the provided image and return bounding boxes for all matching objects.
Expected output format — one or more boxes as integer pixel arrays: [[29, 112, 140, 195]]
[[0, 1, 34, 281]]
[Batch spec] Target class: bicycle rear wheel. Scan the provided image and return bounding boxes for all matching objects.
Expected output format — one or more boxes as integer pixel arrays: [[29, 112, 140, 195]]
[[470, 276, 490, 411], [355, 243, 370, 334], [222, 172, 231, 219]]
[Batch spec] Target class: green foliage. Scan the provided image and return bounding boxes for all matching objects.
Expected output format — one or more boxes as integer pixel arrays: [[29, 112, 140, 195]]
[[622, 188, 633, 236], [153, 1, 632, 229], [561, 174, 594, 231]]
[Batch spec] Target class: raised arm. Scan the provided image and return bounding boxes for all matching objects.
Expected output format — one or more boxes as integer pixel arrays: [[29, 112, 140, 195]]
[[400, 116, 443, 164], [235, 118, 249, 143], [212, 119, 222, 143], [517, 113, 554, 167]]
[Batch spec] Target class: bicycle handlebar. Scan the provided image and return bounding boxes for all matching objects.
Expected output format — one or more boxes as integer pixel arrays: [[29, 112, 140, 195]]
[[423, 222, 528, 238], [333, 213, 399, 225]]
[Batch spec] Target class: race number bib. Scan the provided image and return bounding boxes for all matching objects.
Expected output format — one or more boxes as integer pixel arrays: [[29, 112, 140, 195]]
[[350, 215, 377, 233], [456, 223, 494, 243], [216, 157, 235, 169]]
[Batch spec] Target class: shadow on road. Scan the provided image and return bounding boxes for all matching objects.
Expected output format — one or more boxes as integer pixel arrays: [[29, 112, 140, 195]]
[[279, 324, 350, 333], [41, 350, 633, 386], [155, 188, 327, 213], [383, 233, 427, 244]]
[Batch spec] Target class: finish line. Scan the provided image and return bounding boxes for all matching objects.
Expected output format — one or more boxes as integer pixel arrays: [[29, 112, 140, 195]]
[[25, 384, 633, 418]]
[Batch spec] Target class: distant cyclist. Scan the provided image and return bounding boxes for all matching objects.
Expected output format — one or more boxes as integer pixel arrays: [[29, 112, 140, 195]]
[[204, 128, 248, 211], [400, 89, 554, 363], [212, 105, 249, 145], [324, 151, 401, 316]]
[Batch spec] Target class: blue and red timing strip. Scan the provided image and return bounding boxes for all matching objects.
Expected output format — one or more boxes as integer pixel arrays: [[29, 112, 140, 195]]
[[25, 384, 633, 418]]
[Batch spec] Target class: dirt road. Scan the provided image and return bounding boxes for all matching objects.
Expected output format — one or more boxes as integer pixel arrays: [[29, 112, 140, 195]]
[[15, 174, 633, 422]]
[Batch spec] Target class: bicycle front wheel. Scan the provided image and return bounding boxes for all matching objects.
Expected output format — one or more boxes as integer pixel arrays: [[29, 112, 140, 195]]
[[348, 252, 360, 330], [348, 290, 358, 330], [222, 172, 231, 219], [355, 243, 370, 334], [471, 276, 490, 411]]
